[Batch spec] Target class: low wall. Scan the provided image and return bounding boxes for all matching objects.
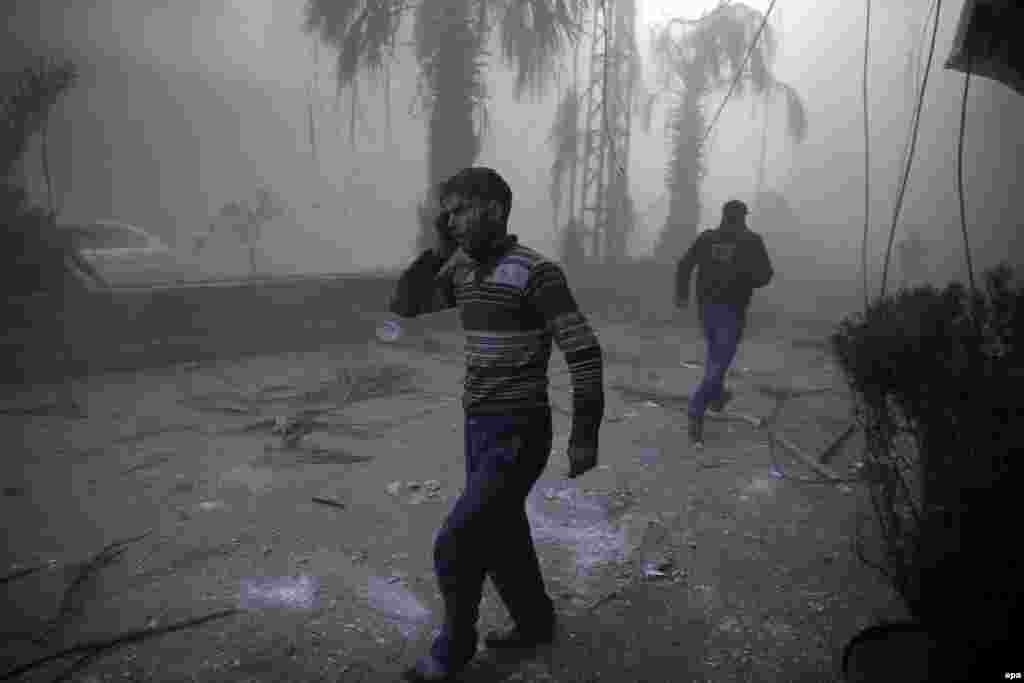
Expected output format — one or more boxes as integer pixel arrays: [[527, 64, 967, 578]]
[[3, 262, 850, 386], [2, 274, 418, 385], [566, 260, 858, 328]]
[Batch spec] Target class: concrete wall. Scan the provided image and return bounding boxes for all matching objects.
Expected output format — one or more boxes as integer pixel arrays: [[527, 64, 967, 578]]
[[2, 275, 407, 385], [3, 264, 846, 386]]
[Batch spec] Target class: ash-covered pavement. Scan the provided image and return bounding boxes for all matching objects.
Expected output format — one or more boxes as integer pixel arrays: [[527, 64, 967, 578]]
[[1, 316, 905, 682]]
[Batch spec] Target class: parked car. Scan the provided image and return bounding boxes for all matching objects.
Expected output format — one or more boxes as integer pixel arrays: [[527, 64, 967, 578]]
[[60, 220, 200, 286]]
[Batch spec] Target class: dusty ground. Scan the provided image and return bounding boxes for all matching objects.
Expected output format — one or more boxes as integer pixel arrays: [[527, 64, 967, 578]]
[[1, 310, 907, 683]]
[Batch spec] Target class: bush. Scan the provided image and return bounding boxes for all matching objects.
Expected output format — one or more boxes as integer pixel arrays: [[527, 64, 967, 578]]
[[830, 264, 1022, 658]]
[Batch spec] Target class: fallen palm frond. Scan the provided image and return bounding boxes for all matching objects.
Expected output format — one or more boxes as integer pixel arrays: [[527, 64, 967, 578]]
[[0, 561, 55, 585], [820, 422, 858, 464], [33, 531, 153, 646], [1, 608, 241, 682], [770, 430, 844, 481]]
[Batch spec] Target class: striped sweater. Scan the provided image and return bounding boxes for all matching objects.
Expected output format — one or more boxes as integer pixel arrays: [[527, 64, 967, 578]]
[[389, 236, 604, 448]]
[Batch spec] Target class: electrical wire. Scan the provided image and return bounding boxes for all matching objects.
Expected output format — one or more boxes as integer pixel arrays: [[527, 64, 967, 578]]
[[860, 0, 871, 312], [956, 53, 977, 294], [879, 0, 943, 298], [896, 1, 937, 179], [699, 0, 779, 149], [884, 0, 936, 289]]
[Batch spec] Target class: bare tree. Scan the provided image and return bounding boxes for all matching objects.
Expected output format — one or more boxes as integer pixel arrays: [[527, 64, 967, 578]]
[[215, 185, 288, 276]]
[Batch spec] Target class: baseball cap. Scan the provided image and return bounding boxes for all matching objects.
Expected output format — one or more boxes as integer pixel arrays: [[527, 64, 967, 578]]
[[723, 199, 748, 216]]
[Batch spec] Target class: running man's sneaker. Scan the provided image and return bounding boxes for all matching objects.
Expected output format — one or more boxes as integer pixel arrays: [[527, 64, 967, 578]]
[[709, 388, 734, 413], [688, 415, 704, 449], [402, 657, 453, 682]]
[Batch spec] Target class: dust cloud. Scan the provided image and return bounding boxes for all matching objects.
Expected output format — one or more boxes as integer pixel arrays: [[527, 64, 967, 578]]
[[4, 0, 1021, 301]]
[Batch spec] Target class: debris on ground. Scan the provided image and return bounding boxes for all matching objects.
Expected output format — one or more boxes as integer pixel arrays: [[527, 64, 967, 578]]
[[386, 480, 444, 504], [311, 496, 346, 510], [271, 414, 316, 448]]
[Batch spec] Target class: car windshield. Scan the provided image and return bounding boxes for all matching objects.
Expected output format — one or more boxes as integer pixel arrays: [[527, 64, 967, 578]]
[[73, 224, 151, 249]]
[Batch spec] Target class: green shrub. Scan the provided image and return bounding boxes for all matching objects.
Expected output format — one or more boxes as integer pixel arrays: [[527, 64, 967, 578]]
[[830, 264, 1021, 651]]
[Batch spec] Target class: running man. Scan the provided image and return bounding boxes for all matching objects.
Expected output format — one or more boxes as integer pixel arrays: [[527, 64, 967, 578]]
[[675, 199, 774, 448]]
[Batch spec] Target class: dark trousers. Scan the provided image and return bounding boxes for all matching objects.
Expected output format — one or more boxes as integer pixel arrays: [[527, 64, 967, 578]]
[[430, 409, 555, 672], [688, 302, 743, 418]]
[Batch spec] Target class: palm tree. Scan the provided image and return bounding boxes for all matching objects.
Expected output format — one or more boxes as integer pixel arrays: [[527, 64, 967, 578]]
[[304, 0, 586, 254], [752, 4, 783, 200], [645, 1, 807, 263], [1, 57, 104, 295], [547, 82, 580, 247]]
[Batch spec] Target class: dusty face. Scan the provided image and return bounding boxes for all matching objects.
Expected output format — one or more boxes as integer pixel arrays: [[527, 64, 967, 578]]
[[441, 193, 507, 258]]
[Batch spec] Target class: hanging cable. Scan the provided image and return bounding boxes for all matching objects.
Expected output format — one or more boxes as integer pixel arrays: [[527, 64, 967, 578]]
[[879, 0, 943, 298], [860, 0, 871, 312], [890, 0, 936, 255], [956, 52, 977, 294], [893, 1, 933, 217]]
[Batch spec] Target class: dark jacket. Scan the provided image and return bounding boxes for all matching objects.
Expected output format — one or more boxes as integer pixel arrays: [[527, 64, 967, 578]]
[[675, 225, 774, 313]]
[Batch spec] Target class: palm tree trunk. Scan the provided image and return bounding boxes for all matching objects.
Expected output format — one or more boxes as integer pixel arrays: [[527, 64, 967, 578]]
[[755, 103, 769, 200], [418, 0, 480, 253], [41, 117, 56, 218], [568, 43, 579, 228], [657, 87, 704, 262]]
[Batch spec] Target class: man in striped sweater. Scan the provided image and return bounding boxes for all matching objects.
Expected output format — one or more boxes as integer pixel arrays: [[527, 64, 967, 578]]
[[390, 167, 605, 682]]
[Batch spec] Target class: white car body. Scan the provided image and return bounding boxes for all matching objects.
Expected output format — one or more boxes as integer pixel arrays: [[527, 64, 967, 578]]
[[62, 220, 197, 286]]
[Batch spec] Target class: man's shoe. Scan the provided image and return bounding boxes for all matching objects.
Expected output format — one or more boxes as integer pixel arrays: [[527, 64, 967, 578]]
[[402, 656, 453, 682], [484, 623, 556, 650], [709, 388, 734, 413], [688, 415, 704, 449]]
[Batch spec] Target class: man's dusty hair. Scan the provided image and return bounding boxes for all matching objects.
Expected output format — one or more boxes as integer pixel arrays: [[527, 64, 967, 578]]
[[440, 167, 513, 218]]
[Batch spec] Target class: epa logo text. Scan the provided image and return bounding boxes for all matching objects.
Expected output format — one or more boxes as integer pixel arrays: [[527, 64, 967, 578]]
[[1005, 673, 1021, 680]]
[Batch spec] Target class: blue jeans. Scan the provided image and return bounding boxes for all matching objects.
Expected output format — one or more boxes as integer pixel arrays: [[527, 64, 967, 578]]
[[688, 303, 743, 419], [430, 409, 555, 672]]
